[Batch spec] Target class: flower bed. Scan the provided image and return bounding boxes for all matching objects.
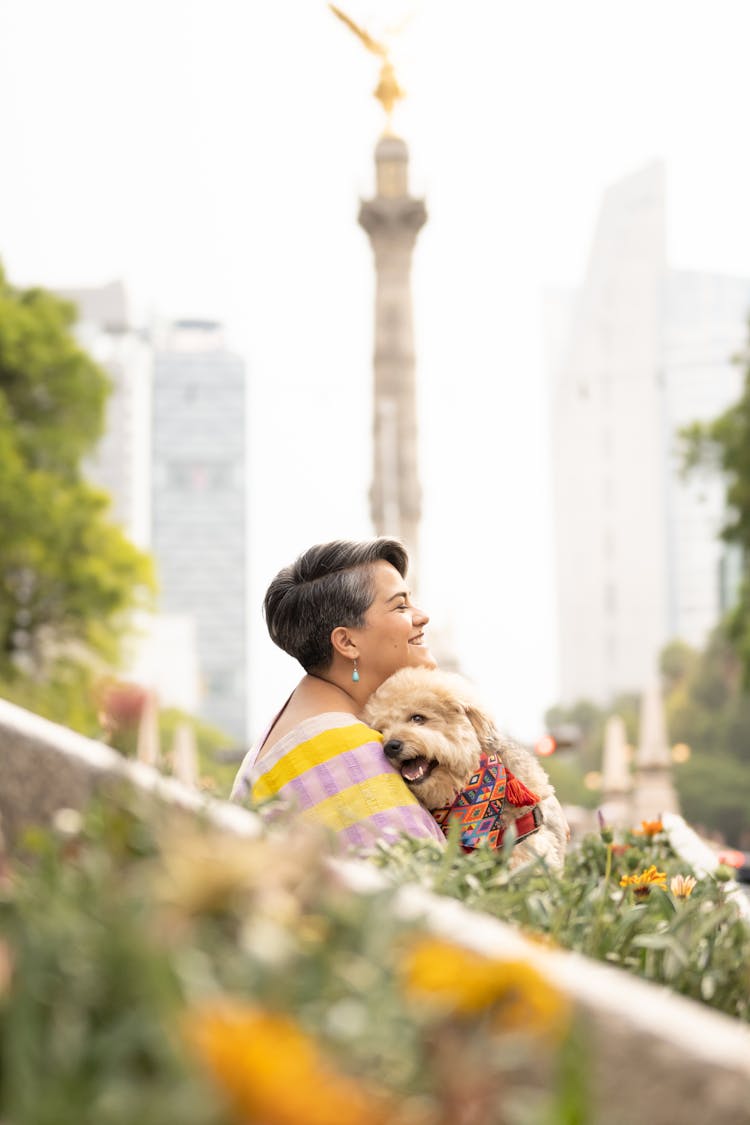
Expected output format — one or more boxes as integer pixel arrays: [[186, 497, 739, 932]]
[[371, 818, 750, 1024], [0, 791, 581, 1124], [1, 793, 749, 1124]]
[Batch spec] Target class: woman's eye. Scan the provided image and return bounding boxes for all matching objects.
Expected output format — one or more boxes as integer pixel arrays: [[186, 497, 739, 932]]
[[409, 714, 426, 724]]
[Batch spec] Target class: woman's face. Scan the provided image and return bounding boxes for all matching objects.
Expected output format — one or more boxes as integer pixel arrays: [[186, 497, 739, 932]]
[[352, 560, 435, 686]]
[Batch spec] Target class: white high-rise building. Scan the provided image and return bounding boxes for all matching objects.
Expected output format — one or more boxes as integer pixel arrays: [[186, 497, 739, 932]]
[[151, 320, 248, 740], [549, 163, 750, 706]]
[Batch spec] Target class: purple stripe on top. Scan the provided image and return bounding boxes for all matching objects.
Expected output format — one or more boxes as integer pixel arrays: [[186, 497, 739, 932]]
[[341, 804, 447, 850], [282, 739, 394, 810]]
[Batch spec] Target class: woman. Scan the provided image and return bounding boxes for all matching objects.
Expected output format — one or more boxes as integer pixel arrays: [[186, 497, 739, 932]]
[[231, 538, 446, 849]]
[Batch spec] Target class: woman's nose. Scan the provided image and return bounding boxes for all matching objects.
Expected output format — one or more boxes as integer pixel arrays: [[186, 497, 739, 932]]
[[413, 605, 429, 626]]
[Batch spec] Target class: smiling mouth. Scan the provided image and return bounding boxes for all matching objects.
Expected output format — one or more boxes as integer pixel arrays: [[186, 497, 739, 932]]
[[401, 756, 435, 784], [409, 633, 425, 645]]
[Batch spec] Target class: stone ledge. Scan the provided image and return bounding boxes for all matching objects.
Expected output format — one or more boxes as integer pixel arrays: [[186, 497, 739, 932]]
[[2, 697, 749, 1124], [0, 697, 260, 849]]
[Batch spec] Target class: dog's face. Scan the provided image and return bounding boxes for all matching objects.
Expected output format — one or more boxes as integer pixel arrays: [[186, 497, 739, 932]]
[[362, 667, 496, 810]]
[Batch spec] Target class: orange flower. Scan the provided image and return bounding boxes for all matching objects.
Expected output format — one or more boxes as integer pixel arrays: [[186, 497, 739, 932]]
[[635, 819, 664, 837], [183, 1001, 393, 1125], [403, 936, 568, 1038], [620, 865, 668, 897]]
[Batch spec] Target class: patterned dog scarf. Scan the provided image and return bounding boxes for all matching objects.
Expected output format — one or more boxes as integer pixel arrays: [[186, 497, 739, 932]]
[[432, 749, 542, 852]]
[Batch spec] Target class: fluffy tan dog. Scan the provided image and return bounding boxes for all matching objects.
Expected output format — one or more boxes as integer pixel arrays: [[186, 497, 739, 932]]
[[363, 667, 568, 869]]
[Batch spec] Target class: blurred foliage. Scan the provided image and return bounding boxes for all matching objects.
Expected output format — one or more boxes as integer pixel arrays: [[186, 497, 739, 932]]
[[545, 624, 750, 843], [1, 789, 747, 1124], [539, 755, 598, 811], [680, 316, 750, 683], [544, 695, 639, 777], [662, 627, 750, 844], [674, 754, 750, 846], [93, 678, 237, 795], [0, 262, 154, 724], [159, 708, 238, 797], [0, 790, 579, 1124]]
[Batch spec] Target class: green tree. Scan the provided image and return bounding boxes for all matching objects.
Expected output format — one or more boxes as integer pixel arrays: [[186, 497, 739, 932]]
[[681, 316, 750, 681], [0, 264, 154, 729]]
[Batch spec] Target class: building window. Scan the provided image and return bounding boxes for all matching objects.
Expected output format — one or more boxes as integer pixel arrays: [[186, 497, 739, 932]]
[[166, 462, 236, 491], [604, 583, 617, 614]]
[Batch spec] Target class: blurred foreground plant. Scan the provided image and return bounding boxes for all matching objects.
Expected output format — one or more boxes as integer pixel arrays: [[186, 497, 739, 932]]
[[0, 788, 576, 1125]]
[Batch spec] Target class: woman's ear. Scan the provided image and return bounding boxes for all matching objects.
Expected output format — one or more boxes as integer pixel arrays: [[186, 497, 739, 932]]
[[330, 626, 359, 661]]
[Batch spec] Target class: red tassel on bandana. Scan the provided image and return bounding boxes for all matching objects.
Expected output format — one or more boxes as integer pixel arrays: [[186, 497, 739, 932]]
[[505, 771, 539, 808], [432, 750, 541, 852]]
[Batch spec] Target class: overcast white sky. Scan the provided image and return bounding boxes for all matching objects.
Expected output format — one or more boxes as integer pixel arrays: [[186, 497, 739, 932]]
[[2, 1, 750, 741]]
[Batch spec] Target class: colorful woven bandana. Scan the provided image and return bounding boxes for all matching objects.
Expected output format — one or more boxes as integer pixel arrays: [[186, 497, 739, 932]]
[[432, 750, 539, 852]]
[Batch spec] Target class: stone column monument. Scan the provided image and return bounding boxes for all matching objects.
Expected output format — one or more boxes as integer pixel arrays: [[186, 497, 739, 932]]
[[330, 4, 426, 585], [359, 140, 426, 577], [631, 677, 680, 823], [599, 713, 633, 827]]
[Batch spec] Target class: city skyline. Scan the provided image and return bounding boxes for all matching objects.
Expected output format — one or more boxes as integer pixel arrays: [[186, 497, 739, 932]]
[[3, 1, 750, 739], [550, 162, 750, 706]]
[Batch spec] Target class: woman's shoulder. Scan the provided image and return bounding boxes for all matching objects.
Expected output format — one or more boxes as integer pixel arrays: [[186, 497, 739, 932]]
[[263, 711, 381, 765]]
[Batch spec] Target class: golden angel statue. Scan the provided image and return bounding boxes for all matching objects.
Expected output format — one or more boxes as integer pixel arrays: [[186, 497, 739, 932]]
[[329, 4, 406, 129]]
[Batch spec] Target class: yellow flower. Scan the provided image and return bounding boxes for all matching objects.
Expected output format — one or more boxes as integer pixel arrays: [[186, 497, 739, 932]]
[[183, 1001, 393, 1125], [620, 865, 668, 896], [403, 936, 568, 1038], [635, 819, 664, 837], [670, 873, 697, 899]]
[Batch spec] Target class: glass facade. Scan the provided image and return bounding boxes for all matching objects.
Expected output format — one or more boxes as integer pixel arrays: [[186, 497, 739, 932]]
[[151, 327, 248, 741]]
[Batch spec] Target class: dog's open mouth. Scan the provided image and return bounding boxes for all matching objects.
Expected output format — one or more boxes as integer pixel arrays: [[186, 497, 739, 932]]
[[400, 756, 435, 784]]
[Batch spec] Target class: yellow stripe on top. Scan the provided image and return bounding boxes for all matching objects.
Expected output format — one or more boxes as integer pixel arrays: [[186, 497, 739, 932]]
[[251, 722, 383, 802], [301, 772, 420, 832]]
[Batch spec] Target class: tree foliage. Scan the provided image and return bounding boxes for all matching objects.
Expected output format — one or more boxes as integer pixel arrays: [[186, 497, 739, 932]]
[[0, 263, 154, 727], [681, 317, 750, 680], [545, 625, 750, 844]]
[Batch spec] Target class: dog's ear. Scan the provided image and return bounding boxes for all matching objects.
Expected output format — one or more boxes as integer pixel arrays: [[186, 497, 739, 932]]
[[461, 699, 500, 752]]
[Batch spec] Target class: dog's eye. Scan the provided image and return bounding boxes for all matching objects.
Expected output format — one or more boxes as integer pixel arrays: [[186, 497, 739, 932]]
[[409, 714, 426, 724]]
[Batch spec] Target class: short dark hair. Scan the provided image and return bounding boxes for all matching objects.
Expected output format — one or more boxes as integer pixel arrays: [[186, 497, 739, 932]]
[[264, 538, 409, 672]]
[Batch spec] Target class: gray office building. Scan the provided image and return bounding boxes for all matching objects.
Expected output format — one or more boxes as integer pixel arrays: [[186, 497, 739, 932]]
[[151, 320, 248, 741]]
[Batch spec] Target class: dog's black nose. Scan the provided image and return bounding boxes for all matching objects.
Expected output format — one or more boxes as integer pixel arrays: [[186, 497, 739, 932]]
[[383, 739, 403, 759]]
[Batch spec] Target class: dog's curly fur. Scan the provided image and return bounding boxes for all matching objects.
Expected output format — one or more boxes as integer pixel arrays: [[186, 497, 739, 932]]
[[363, 667, 569, 870]]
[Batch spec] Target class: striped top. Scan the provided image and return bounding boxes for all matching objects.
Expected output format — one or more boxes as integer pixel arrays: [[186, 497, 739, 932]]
[[230, 711, 446, 852]]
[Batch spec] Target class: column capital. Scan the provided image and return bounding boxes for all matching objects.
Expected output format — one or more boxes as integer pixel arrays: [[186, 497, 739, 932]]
[[358, 196, 427, 243]]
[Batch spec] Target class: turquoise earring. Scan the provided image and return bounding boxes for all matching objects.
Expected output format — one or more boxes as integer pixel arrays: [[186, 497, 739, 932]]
[[352, 660, 360, 683]]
